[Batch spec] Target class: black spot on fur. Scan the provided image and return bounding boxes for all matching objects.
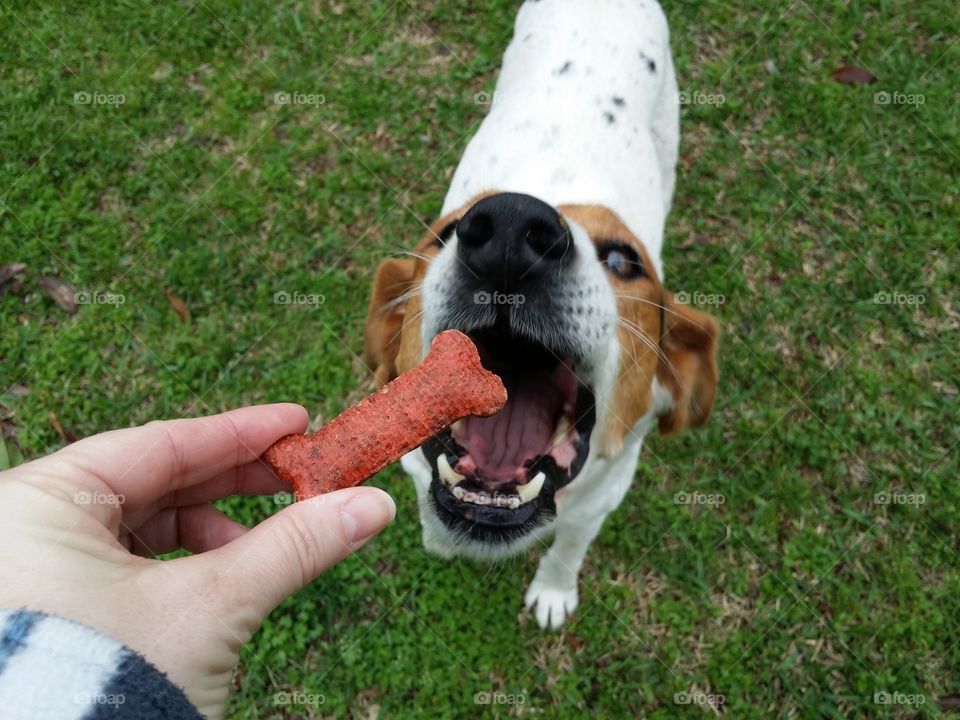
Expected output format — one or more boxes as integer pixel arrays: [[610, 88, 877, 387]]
[[554, 60, 573, 75], [603, 111, 616, 125], [612, 96, 625, 107], [639, 51, 657, 73]]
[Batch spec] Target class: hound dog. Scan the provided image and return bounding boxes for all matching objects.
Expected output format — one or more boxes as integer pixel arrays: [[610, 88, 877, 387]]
[[364, 0, 718, 629]]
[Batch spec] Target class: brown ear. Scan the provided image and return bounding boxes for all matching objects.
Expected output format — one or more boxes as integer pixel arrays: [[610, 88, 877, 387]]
[[364, 257, 416, 385], [657, 294, 719, 435]]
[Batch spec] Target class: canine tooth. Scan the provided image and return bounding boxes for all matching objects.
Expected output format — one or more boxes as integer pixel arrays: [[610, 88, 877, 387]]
[[517, 472, 546, 504], [551, 415, 572, 446], [452, 486, 465, 500], [437, 454, 465, 489]]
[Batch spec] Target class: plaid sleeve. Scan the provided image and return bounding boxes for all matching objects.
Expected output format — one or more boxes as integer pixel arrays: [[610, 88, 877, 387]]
[[0, 608, 204, 720]]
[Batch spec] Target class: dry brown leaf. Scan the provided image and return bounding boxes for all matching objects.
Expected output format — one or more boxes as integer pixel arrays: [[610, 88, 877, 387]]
[[37, 276, 77, 314], [48, 411, 79, 443], [162, 287, 191, 323], [830, 65, 877, 84], [939, 694, 960, 711], [0, 263, 26, 287]]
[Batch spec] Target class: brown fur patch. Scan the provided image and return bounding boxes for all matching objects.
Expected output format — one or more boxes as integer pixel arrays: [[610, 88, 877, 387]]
[[364, 194, 496, 383], [557, 205, 665, 456], [557, 205, 719, 454]]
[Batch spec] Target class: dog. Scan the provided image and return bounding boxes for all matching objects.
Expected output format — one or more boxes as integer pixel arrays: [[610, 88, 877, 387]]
[[364, 0, 718, 629]]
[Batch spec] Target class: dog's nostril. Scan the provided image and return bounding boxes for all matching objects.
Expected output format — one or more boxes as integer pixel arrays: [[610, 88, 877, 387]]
[[456, 192, 575, 280], [457, 211, 495, 247], [525, 219, 570, 261]]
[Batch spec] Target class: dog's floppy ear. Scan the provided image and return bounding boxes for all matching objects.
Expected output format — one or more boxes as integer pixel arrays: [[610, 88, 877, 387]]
[[656, 294, 719, 434], [364, 257, 416, 385]]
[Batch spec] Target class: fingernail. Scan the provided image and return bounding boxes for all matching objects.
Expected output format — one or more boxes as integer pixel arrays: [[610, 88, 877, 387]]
[[341, 490, 396, 543]]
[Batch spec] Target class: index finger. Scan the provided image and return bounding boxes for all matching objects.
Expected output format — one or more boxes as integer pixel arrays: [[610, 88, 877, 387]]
[[45, 403, 308, 506]]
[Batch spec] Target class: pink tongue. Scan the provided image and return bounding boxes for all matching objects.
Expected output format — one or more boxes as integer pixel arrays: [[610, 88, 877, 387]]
[[456, 369, 567, 481]]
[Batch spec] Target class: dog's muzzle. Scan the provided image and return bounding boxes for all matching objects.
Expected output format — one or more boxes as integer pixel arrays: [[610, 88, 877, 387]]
[[423, 192, 598, 545]]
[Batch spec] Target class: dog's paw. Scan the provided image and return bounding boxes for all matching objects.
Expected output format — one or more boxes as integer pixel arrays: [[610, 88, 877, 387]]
[[524, 580, 578, 630]]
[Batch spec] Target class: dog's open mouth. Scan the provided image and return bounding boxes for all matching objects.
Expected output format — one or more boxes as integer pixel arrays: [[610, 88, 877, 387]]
[[423, 323, 596, 533]]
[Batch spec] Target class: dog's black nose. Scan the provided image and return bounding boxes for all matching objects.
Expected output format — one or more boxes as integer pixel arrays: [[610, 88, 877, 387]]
[[456, 192, 572, 284]]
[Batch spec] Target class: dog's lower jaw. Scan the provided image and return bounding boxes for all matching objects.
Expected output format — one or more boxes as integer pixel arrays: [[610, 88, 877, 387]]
[[402, 404, 654, 630]]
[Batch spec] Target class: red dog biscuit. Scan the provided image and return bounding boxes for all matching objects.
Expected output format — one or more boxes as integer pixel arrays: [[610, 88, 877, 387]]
[[263, 330, 507, 500]]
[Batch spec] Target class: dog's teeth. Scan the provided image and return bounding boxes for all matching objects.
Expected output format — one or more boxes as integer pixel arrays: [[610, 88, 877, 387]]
[[452, 486, 465, 500], [476, 491, 490, 505], [507, 496, 521, 510], [517, 472, 546, 504], [463, 491, 477, 503], [551, 415, 572, 446], [451, 419, 465, 434], [437, 454, 465, 489]]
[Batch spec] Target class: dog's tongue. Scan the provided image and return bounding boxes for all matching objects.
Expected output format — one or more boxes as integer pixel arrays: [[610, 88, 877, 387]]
[[454, 365, 572, 481]]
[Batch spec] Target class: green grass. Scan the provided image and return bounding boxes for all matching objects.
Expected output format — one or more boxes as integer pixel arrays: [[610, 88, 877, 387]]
[[2, 1, 958, 717]]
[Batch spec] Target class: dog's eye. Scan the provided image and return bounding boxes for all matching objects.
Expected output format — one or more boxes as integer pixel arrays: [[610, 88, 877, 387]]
[[597, 242, 645, 280]]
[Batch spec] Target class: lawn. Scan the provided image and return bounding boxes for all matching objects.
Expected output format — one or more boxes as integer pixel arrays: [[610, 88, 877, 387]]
[[1, 0, 958, 717]]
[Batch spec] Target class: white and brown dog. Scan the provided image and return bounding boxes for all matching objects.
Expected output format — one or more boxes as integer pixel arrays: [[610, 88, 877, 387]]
[[364, 0, 718, 629]]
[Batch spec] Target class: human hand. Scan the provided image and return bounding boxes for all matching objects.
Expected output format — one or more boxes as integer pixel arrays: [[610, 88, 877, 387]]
[[0, 404, 395, 719]]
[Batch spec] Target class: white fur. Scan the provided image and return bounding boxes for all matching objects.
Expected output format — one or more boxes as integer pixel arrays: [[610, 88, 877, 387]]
[[404, 0, 679, 628], [442, 0, 678, 279]]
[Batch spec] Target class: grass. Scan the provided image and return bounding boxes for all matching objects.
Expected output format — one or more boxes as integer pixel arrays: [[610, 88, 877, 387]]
[[1, 0, 958, 717]]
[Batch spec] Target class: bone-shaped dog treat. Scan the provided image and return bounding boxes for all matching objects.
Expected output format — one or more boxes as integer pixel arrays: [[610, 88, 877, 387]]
[[263, 329, 507, 500]]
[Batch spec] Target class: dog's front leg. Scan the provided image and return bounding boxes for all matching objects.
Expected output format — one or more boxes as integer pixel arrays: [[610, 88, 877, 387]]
[[524, 513, 608, 630], [524, 440, 644, 630]]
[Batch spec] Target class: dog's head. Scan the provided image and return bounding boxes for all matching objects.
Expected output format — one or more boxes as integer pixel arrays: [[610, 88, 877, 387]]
[[365, 192, 718, 556]]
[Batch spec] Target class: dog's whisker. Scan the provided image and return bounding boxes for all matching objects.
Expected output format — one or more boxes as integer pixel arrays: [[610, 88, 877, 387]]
[[394, 249, 433, 263], [378, 283, 423, 314], [618, 317, 682, 384], [384, 307, 425, 351], [613, 293, 711, 329]]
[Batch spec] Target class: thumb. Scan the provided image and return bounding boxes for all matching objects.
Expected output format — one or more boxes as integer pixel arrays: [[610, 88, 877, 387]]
[[188, 487, 396, 618]]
